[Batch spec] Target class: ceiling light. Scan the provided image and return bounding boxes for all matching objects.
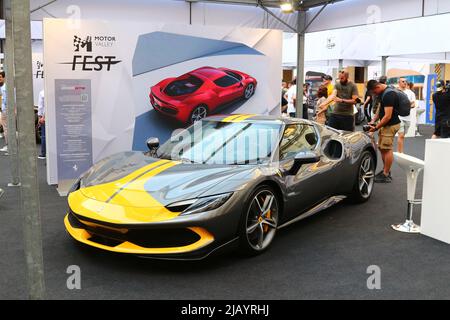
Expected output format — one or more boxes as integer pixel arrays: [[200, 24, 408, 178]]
[[280, 1, 294, 13]]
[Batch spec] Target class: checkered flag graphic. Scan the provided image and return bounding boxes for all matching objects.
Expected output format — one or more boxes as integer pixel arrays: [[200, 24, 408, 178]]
[[73, 35, 92, 52]]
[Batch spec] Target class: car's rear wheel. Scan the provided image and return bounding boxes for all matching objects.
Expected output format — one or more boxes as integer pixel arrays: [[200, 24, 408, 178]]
[[189, 104, 208, 124], [239, 186, 279, 256], [244, 83, 255, 99], [348, 151, 375, 203]]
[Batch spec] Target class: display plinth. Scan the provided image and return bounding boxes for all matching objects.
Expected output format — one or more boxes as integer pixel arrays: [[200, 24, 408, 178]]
[[421, 139, 450, 244]]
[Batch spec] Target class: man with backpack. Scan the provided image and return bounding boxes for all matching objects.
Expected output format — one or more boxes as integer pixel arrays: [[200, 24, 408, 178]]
[[367, 79, 411, 183]]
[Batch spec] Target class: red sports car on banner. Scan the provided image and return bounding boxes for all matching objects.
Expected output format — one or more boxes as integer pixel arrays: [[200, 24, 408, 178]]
[[149, 66, 257, 125]]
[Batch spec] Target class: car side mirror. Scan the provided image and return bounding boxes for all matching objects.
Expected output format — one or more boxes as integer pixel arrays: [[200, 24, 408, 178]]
[[146, 137, 160, 151], [289, 151, 321, 175]]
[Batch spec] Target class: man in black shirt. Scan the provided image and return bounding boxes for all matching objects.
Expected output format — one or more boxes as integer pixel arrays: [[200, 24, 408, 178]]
[[432, 81, 450, 139], [367, 79, 401, 183]]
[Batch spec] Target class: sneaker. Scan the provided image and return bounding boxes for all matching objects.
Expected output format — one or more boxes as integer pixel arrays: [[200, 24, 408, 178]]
[[0, 146, 7, 152], [375, 173, 392, 183], [38, 155, 46, 160], [375, 171, 392, 179]]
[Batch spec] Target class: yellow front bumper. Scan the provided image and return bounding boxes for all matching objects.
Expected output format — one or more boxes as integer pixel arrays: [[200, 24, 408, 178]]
[[64, 214, 214, 255]]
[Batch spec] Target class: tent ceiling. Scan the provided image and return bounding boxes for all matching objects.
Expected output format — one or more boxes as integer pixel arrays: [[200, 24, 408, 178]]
[[185, 0, 344, 10]]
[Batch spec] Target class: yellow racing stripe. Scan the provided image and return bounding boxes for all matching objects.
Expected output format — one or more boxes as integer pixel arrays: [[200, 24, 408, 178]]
[[108, 160, 179, 207], [80, 159, 171, 202], [226, 114, 256, 122], [221, 114, 243, 122], [69, 160, 182, 224]]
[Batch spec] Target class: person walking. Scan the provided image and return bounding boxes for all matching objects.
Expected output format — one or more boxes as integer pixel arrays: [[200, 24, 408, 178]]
[[314, 85, 329, 125], [367, 79, 402, 183], [0, 72, 7, 153], [285, 79, 297, 118], [37, 90, 46, 159], [432, 80, 450, 139], [397, 77, 416, 153], [362, 89, 374, 123], [322, 75, 334, 97], [302, 83, 310, 120], [318, 70, 359, 131]]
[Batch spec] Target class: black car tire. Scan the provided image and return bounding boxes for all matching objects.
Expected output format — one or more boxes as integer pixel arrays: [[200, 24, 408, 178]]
[[348, 150, 375, 203], [238, 185, 279, 256]]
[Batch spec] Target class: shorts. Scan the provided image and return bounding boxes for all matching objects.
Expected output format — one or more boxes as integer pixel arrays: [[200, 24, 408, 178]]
[[378, 123, 400, 150], [398, 119, 410, 134]]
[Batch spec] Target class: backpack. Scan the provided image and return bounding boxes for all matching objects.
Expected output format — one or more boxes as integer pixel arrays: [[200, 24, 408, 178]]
[[382, 87, 411, 117]]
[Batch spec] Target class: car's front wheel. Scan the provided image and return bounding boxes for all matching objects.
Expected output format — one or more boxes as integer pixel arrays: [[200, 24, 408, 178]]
[[239, 186, 279, 256], [244, 83, 255, 99], [189, 104, 208, 125], [348, 150, 375, 203]]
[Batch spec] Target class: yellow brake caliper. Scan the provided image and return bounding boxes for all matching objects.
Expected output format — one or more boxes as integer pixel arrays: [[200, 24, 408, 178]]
[[263, 210, 271, 233]]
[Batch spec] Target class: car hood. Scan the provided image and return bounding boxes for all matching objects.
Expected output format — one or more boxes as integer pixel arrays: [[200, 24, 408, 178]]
[[79, 152, 254, 208]]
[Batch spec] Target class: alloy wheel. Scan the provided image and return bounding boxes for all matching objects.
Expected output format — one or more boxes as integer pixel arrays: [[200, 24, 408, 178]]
[[191, 106, 208, 123], [245, 189, 278, 251], [244, 84, 255, 99], [359, 155, 375, 198]]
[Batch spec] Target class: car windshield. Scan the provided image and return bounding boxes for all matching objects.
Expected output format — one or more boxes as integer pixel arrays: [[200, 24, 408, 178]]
[[164, 75, 203, 96], [157, 120, 282, 165]]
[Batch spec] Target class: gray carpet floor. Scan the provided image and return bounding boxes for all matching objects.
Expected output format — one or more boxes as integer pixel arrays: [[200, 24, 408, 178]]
[[1, 125, 449, 300]]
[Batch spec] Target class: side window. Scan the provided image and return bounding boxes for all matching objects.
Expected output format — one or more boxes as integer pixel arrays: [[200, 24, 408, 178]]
[[225, 71, 243, 81], [214, 75, 240, 88], [279, 124, 318, 160]]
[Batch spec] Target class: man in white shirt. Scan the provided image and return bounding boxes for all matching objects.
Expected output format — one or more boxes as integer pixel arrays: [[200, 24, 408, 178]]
[[37, 90, 46, 159], [285, 79, 297, 118], [397, 77, 416, 153]]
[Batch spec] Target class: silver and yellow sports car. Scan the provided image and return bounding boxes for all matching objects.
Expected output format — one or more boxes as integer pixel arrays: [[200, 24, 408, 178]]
[[65, 115, 376, 259]]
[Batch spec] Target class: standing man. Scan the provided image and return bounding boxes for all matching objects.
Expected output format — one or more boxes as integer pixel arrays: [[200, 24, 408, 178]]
[[397, 77, 416, 153], [37, 90, 46, 159], [285, 79, 297, 118], [322, 75, 334, 97], [362, 89, 374, 123], [432, 81, 450, 139], [0, 72, 7, 153], [303, 83, 310, 120], [282, 81, 288, 96], [367, 79, 402, 183], [318, 70, 359, 131]]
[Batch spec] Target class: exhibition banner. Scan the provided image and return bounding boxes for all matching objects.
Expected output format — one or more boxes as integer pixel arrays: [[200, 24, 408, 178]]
[[43, 19, 282, 187], [425, 74, 437, 125]]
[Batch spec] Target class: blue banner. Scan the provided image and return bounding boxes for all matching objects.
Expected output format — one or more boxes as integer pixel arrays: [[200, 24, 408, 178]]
[[425, 74, 438, 125]]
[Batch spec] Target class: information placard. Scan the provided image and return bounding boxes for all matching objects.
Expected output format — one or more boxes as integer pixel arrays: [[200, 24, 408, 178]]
[[55, 79, 93, 187]]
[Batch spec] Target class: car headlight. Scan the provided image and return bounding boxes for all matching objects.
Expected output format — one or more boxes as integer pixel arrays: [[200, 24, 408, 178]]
[[167, 193, 233, 216]]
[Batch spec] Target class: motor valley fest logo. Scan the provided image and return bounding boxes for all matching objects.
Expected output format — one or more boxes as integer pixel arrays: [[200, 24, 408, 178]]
[[60, 35, 122, 71]]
